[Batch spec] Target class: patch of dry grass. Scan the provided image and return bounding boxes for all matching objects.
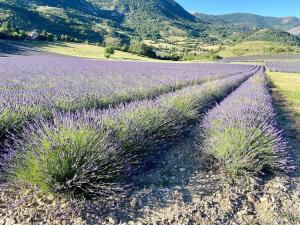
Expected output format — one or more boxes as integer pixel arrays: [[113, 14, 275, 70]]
[[26, 42, 154, 61]]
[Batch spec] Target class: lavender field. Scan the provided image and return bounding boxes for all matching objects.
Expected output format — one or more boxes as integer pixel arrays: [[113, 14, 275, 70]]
[[0, 55, 296, 224], [0, 56, 261, 141], [266, 61, 300, 72], [221, 54, 300, 63]]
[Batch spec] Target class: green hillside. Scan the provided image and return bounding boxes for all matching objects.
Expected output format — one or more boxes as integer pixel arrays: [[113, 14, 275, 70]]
[[0, 0, 126, 44], [219, 41, 300, 57], [246, 29, 300, 46], [0, 0, 216, 45], [195, 12, 300, 34], [1, 0, 300, 58]]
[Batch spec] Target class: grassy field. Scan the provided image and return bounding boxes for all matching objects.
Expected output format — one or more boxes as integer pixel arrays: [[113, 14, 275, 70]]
[[267, 72, 300, 171], [26, 42, 154, 61], [268, 72, 300, 116], [220, 41, 300, 57]]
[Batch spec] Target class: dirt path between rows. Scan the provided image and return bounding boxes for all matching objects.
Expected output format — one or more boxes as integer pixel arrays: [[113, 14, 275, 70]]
[[80, 121, 300, 225], [79, 79, 300, 224]]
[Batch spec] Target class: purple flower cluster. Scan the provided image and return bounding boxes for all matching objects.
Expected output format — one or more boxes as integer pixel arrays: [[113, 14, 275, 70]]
[[266, 61, 300, 73], [200, 73, 292, 178]]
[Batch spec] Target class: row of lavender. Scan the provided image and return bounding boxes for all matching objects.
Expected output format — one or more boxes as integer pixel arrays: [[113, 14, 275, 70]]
[[220, 54, 300, 63], [266, 61, 300, 73], [199, 73, 292, 179], [0, 57, 261, 141], [2, 71, 255, 197]]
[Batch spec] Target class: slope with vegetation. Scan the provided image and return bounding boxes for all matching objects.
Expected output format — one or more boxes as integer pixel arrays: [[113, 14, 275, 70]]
[[0, 0, 218, 45], [26, 41, 153, 60], [1, 0, 300, 59], [195, 12, 300, 35], [219, 41, 300, 57], [246, 29, 300, 46]]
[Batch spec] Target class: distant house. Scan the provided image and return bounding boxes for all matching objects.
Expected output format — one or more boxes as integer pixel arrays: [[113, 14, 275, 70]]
[[29, 30, 39, 39]]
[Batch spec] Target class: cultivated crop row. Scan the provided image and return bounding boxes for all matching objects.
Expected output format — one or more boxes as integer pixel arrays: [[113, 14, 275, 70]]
[[220, 54, 300, 63], [199, 73, 292, 179], [3, 72, 255, 197], [266, 61, 300, 73]]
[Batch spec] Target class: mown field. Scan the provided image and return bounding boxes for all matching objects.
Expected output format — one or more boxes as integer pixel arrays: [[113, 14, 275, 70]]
[[0, 50, 299, 224], [268, 72, 300, 164], [0, 40, 153, 61], [26, 42, 153, 61]]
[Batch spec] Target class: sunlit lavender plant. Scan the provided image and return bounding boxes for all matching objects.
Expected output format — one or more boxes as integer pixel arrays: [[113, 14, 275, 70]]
[[6, 113, 127, 197], [199, 74, 292, 179]]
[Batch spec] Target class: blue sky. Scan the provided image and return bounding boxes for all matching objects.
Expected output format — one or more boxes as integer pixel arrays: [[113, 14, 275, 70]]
[[176, 0, 300, 18]]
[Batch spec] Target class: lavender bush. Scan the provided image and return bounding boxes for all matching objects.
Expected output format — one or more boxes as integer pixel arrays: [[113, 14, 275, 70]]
[[6, 115, 126, 197], [199, 73, 291, 179], [95, 72, 254, 167], [0, 100, 51, 142]]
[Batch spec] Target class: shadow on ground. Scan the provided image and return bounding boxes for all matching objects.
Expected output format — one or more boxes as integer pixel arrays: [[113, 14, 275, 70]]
[[0, 40, 62, 57], [269, 80, 300, 178]]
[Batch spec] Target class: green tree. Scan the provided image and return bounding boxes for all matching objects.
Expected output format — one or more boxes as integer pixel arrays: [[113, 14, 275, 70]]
[[104, 46, 115, 58], [0, 22, 11, 32], [130, 42, 156, 58]]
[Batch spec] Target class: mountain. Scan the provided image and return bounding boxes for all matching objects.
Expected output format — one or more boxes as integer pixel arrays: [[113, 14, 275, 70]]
[[1, 0, 300, 50], [246, 29, 300, 46], [0, 0, 217, 45], [0, 0, 124, 43], [289, 26, 300, 35], [194, 13, 300, 35], [107, 0, 201, 40]]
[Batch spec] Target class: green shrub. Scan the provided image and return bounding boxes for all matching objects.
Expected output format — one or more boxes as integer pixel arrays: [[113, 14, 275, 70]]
[[205, 125, 278, 178], [129, 42, 156, 58], [104, 46, 115, 58]]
